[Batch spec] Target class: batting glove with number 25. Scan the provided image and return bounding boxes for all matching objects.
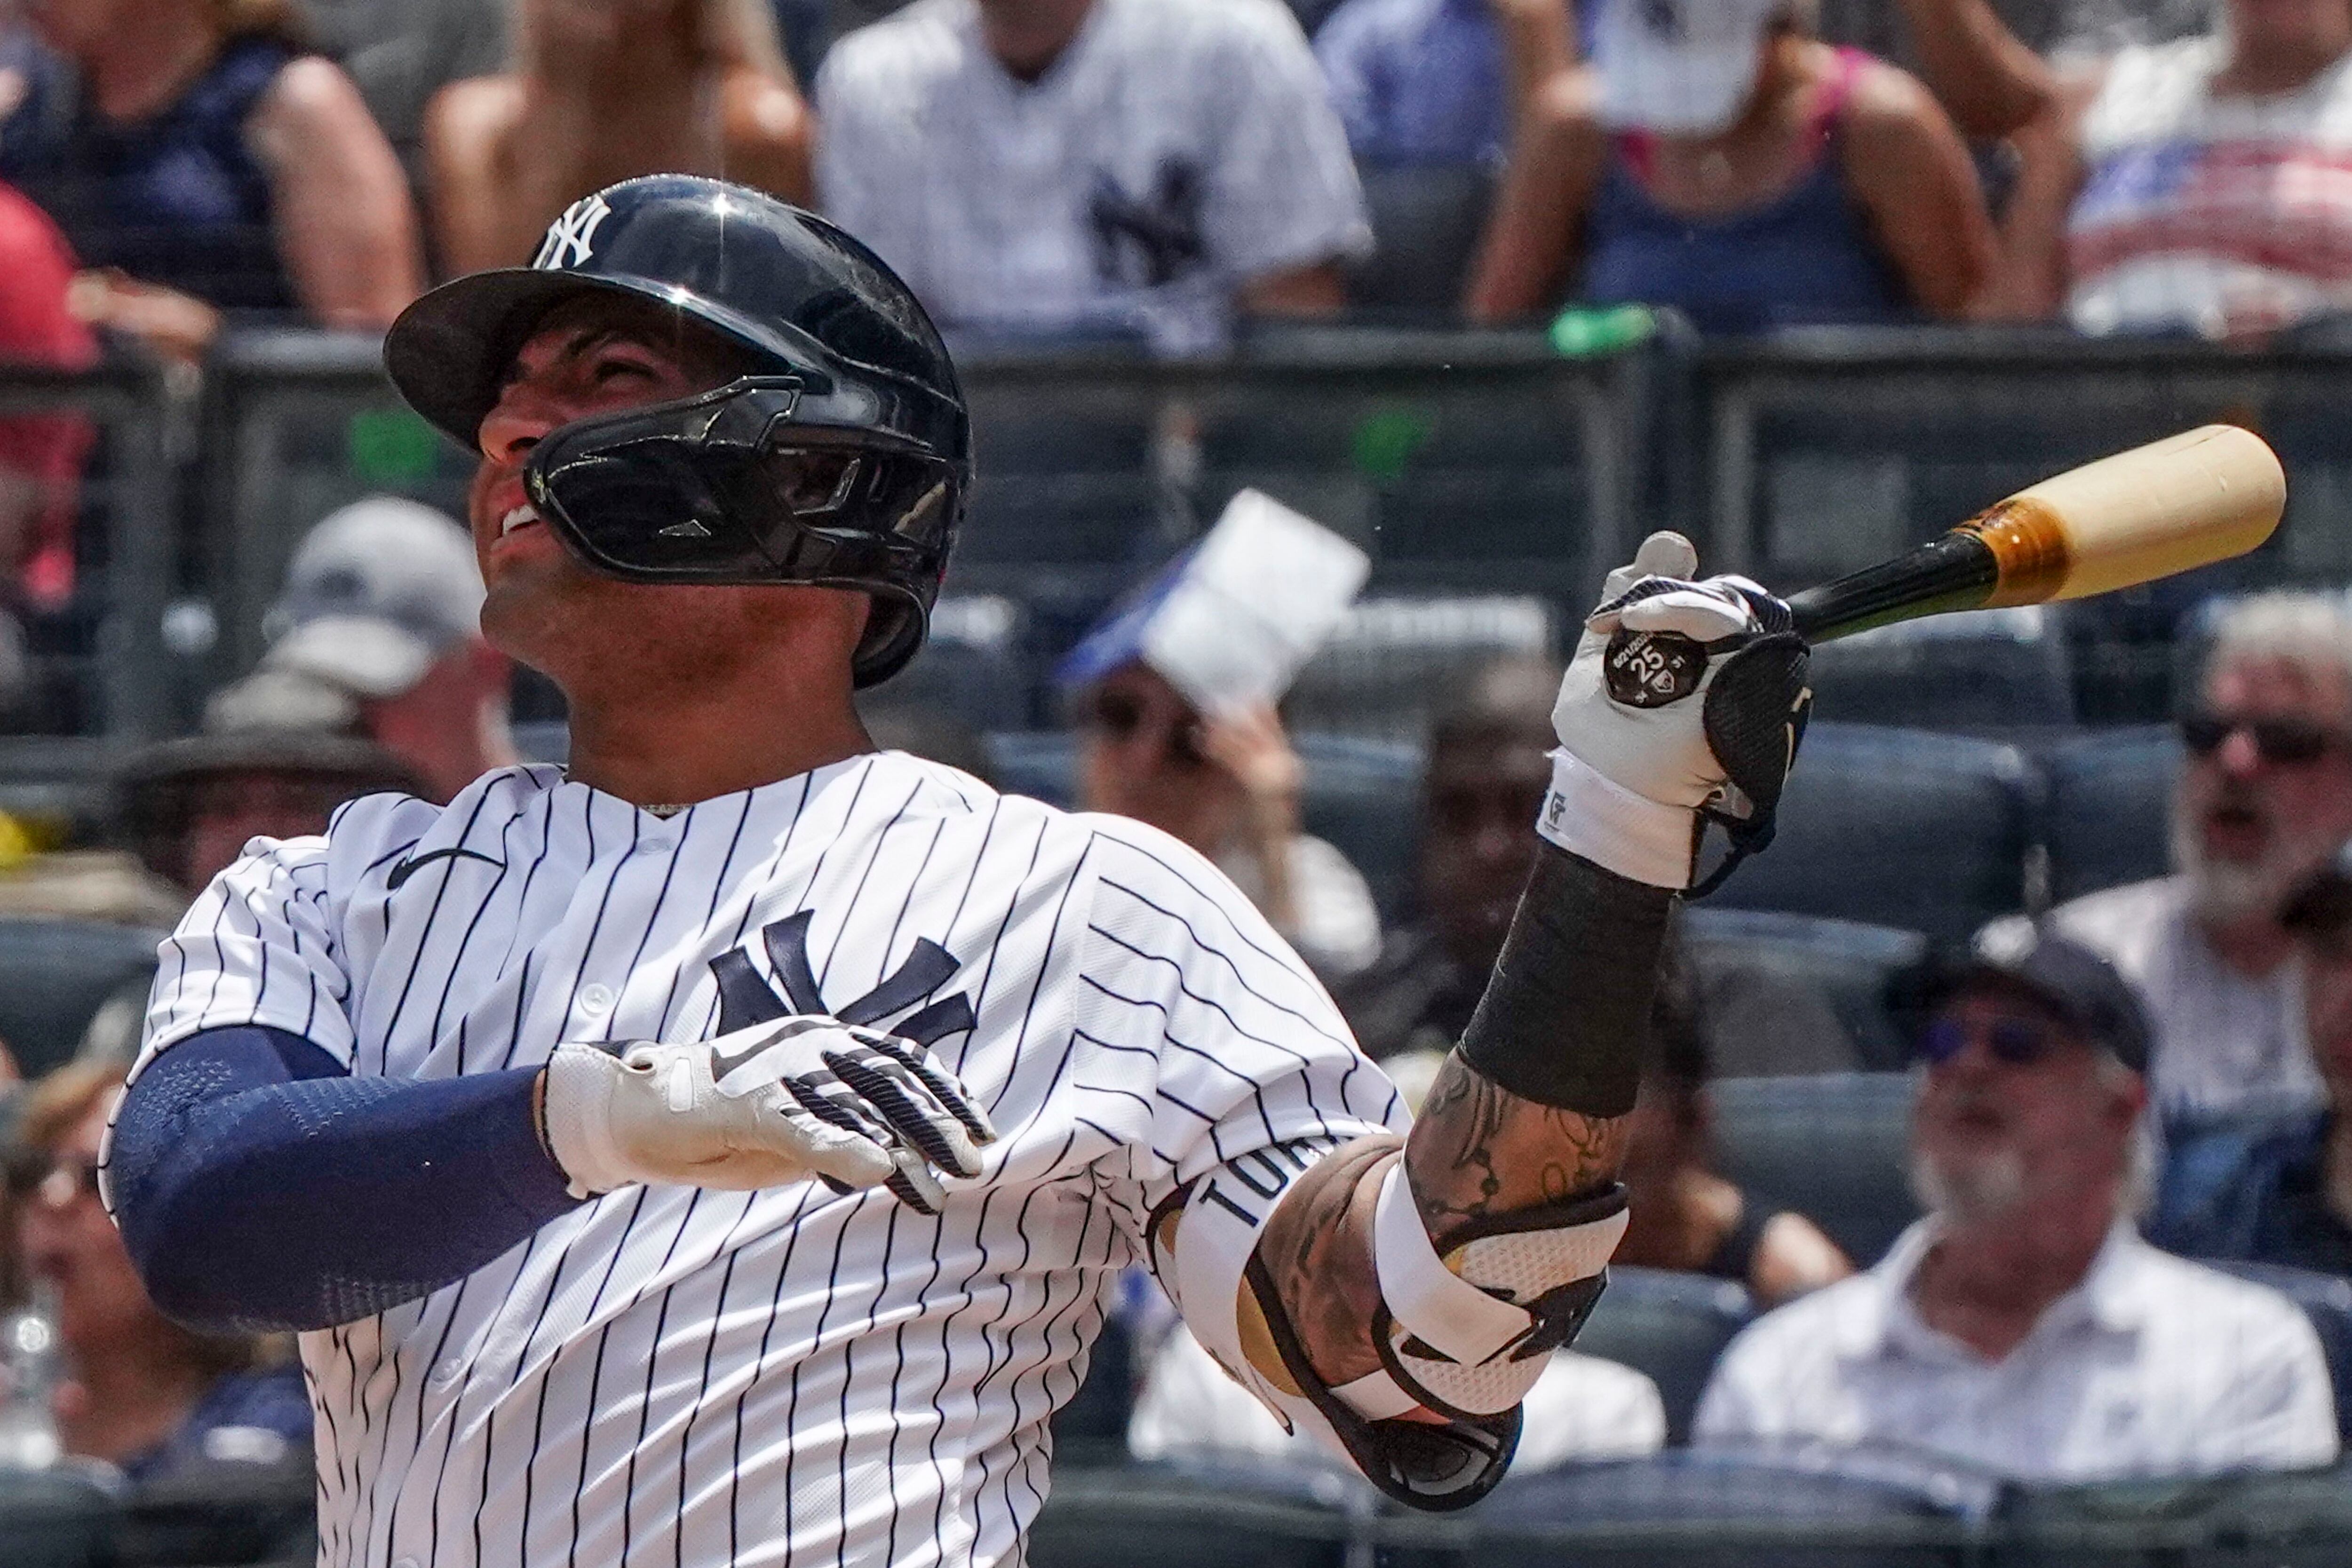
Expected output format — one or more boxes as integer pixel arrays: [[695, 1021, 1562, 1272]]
[[1547, 531, 1812, 891]]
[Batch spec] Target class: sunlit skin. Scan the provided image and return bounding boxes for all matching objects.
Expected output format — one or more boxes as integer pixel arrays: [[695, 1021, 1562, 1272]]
[[467, 292, 871, 807], [1907, 987, 2142, 1361], [2177, 653, 2352, 971]]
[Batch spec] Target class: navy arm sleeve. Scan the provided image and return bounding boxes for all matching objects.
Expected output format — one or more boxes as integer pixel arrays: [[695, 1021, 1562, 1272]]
[[105, 1026, 582, 1335]]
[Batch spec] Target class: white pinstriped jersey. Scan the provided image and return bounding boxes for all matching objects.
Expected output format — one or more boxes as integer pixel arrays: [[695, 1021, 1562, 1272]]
[[135, 752, 1404, 1568]]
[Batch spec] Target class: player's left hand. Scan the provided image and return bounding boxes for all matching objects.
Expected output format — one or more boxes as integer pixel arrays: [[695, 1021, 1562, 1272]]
[[541, 1016, 997, 1213]]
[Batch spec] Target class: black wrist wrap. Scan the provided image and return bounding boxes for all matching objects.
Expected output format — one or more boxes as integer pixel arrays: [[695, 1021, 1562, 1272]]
[[1456, 842, 1676, 1118]]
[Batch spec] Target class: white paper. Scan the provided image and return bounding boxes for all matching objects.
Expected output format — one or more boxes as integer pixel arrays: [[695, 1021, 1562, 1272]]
[[1140, 490, 1370, 716]]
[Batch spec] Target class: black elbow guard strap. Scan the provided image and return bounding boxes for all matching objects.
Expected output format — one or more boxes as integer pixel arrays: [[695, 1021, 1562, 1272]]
[[1457, 841, 1676, 1118]]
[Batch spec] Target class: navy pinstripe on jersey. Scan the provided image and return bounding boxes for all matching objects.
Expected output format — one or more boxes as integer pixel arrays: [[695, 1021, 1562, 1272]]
[[136, 753, 1402, 1568]]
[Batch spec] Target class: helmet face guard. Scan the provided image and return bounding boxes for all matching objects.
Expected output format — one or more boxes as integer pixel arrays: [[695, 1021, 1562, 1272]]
[[523, 377, 964, 684]]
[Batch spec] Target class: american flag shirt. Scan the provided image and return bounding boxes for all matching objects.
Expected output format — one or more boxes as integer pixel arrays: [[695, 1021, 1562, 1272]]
[[2066, 38, 2352, 338]]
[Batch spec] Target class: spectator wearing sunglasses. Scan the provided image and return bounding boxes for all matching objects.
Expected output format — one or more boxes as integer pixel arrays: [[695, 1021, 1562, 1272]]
[[1694, 926, 2339, 1481], [2154, 840, 2352, 1273], [8, 1060, 310, 1484], [2043, 593, 2352, 1145], [1074, 661, 1381, 980]]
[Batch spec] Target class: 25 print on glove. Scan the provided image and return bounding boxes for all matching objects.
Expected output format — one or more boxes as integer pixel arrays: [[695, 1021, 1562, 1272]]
[[541, 1015, 996, 1214]]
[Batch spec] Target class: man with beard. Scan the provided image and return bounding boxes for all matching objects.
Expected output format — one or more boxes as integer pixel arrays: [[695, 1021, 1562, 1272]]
[[1692, 926, 2337, 1481], [2046, 594, 2352, 1132]]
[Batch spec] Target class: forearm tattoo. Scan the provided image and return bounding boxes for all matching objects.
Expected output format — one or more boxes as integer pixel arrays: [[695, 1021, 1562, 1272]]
[[1405, 1050, 1627, 1245]]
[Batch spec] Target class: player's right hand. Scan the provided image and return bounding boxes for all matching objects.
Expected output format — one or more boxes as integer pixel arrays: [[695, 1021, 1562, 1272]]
[[540, 1017, 997, 1214], [1546, 531, 1810, 889]]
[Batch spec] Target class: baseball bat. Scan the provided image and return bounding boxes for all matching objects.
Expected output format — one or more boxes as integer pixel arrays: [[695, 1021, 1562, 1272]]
[[1784, 425, 2286, 645]]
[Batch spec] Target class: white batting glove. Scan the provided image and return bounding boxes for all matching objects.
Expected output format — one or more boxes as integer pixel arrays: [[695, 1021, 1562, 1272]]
[[540, 1016, 997, 1214], [1542, 531, 1811, 891]]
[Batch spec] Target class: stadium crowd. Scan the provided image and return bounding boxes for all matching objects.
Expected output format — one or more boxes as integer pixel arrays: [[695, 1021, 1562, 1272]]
[[5, 0, 2352, 1559]]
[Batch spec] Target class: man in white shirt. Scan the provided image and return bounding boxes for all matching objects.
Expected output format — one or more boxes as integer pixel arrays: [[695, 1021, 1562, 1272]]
[[815, 0, 1372, 353], [1695, 926, 2339, 1482], [2049, 593, 2352, 1130]]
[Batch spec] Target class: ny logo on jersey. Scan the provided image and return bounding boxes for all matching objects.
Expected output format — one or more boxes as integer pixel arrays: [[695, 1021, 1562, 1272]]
[[707, 911, 977, 1049], [534, 193, 614, 271]]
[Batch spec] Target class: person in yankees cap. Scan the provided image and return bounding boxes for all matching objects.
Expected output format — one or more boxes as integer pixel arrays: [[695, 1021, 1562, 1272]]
[[97, 174, 1812, 1564]]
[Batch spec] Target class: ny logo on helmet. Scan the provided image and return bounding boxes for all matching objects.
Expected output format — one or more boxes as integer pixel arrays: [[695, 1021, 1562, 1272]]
[[534, 194, 614, 271]]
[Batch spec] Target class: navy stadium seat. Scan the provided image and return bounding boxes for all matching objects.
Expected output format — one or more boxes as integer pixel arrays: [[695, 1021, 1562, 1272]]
[[2041, 725, 2179, 907], [1417, 1449, 1980, 1568], [1347, 165, 1496, 315], [1575, 1266, 1755, 1446], [0, 1466, 117, 1568], [1679, 909, 1929, 1075], [1803, 607, 2074, 734], [1990, 1456, 2352, 1568], [1709, 1073, 1921, 1267], [1030, 1458, 1354, 1568], [0, 919, 169, 1076], [1704, 723, 2038, 944], [987, 732, 1425, 922], [1284, 595, 1556, 745], [863, 594, 1035, 732], [2201, 1260, 2352, 1444]]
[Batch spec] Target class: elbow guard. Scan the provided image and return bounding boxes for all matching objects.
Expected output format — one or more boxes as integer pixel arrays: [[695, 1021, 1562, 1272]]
[[1148, 1136, 1626, 1512]]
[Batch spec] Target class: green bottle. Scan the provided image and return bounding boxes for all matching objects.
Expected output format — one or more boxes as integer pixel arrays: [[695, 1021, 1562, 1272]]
[[1548, 303, 1657, 358]]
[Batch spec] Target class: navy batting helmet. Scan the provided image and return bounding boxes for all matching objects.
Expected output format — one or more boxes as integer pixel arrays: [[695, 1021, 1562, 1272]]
[[382, 174, 969, 687]]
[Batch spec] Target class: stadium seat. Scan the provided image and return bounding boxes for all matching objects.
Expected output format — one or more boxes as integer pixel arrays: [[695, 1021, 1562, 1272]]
[[986, 732, 1425, 921], [1989, 1456, 2352, 1568], [0, 1465, 117, 1568], [864, 595, 1036, 732], [1029, 1457, 1355, 1568], [2201, 1260, 2352, 1444], [1704, 724, 2038, 944], [1708, 1073, 1921, 1267], [1346, 165, 1496, 315], [1679, 909, 1929, 1075], [0, 919, 169, 1077], [1420, 1449, 1980, 1568], [2041, 725, 2178, 907], [1575, 1266, 1755, 1446], [1284, 596, 1556, 745], [1802, 606, 2074, 734]]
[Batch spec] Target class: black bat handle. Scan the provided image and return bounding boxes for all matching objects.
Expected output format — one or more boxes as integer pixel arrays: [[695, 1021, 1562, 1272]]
[[1784, 530, 2004, 645]]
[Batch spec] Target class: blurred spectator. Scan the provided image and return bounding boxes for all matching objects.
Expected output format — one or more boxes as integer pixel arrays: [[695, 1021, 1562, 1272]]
[[300, 0, 508, 198], [2046, 594, 2352, 1132], [2153, 841, 2352, 1270], [1695, 927, 2340, 1481], [1075, 661, 1380, 979], [1465, 0, 1994, 330], [0, 0, 421, 358], [1615, 938, 1853, 1306], [226, 496, 517, 804], [863, 703, 997, 784], [117, 716, 423, 895], [1315, 0, 1574, 168], [0, 179, 95, 620], [1335, 655, 1557, 1059], [424, 0, 813, 276], [10, 1059, 310, 1482], [1990, 0, 2352, 336], [1128, 1323, 1666, 1469], [815, 0, 1371, 354], [1878, 0, 2057, 140]]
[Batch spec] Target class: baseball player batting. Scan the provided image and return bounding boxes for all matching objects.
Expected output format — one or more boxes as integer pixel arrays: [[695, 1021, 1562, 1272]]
[[97, 175, 1812, 1565]]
